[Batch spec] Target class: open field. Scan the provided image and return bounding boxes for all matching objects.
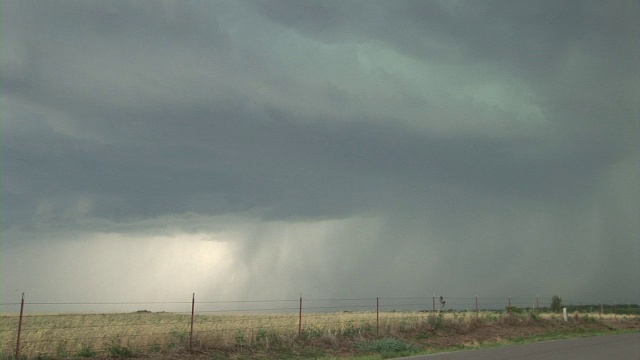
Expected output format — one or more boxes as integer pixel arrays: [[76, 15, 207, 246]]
[[1, 310, 638, 359]]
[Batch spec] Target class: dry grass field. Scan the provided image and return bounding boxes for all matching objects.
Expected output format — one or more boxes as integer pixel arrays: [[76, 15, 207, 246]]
[[1, 310, 638, 359]]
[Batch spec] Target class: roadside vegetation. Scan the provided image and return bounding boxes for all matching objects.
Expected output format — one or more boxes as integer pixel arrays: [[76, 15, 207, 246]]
[[1, 307, 638, 359]]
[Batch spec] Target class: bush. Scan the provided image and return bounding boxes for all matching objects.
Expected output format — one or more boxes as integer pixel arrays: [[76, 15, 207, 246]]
[[355, 337, 419, 354], [107, 344, 132, 358], [76, 345, 97, 358], [505, 306, 523, 314], [107, 337, 133, 358], [551, 295, 562, 313]]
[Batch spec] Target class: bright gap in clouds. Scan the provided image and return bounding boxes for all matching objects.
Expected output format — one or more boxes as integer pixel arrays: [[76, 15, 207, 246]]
[[1, 216, 386, 313], [1, 232, 240, 312]]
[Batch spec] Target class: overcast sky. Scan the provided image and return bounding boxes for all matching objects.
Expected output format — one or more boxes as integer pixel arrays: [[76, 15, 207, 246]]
[[1, 0, 638, 311]]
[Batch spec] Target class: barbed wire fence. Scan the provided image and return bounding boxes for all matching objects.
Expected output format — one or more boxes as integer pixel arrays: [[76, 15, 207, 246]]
[[1, 293, 638, 359]]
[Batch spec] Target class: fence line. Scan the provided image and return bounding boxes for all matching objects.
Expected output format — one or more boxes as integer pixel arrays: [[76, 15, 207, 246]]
[[4, 296, 634, 311], [2, 293, 638, 359]]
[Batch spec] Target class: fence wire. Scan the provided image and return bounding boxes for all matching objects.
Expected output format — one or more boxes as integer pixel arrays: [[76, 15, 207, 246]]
[[2, 295, 638, 359]]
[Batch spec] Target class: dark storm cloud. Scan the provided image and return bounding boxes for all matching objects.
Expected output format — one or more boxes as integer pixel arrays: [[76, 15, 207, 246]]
[[1, 0, 638, 304], [3, 101, 616, 229], [251, 1, 589, 65], [249, 0, 638, 142]]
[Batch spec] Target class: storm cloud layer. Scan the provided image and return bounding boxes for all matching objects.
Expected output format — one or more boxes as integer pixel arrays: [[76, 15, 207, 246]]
[[1, 0, 638, 307]]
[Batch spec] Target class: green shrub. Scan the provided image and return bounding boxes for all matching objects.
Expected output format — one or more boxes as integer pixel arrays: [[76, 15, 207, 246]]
[[107, 337, 133, 358], [426, 312, 444, 330], [167, 329, 189, 349], [551, 295, 562, 313], [342, 324, 359, 338], [505, 306, 523, 314], [355, 337, 419, 354], [107, 344, 132, 358], [76, 344, 97, 358]]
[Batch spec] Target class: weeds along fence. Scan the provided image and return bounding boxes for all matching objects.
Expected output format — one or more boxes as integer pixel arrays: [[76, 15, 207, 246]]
[[1, 294, 638, 359]]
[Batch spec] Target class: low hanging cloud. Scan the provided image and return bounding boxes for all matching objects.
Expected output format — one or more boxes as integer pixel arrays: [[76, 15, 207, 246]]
[[1, 0, 638, 309]]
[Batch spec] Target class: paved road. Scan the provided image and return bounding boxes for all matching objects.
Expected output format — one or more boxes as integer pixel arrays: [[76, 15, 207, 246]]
[[401, 333, 640, 360]]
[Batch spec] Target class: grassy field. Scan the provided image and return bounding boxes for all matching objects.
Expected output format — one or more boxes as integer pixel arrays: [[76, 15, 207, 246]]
[[1, 310, 638, 359]]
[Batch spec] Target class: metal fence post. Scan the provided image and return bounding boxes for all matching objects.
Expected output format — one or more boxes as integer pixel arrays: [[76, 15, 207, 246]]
[[15, 292, 25, 360], [298, 294, 302, 336], [189, 293, 196, 352], [190, 293, 195, 352], [376, 296, 379, 335]]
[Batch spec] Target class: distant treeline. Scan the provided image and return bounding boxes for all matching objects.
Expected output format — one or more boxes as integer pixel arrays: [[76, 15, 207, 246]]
[[510, 303, 639, 314], [434, 303, 639, 315], [560, 303, 639, 314]]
